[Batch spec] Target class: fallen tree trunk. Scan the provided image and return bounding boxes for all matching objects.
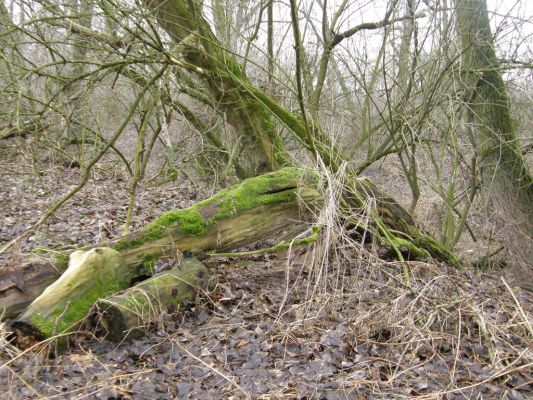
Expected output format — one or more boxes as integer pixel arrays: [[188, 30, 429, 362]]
[[1, 168, 317, 319], [3, 167, 457, 346], [94, 256, 208, 342], [3, 168, 320, 341], [10, 247, 128, 342]]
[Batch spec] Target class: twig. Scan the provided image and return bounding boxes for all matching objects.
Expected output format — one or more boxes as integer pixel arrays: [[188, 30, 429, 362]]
[[501, 277, 533, 337]]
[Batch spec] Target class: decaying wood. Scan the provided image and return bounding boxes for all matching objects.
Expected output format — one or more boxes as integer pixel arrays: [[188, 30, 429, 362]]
[[11, 247, 133, 342], [3, 168, 320, 341], [95, 256, 208, 342], [2, 167, 457, 346], [0, 259, 65, 320]]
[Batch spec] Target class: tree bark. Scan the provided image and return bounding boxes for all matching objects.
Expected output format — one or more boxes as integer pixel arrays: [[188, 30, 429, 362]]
[[63, 0, 92, 142], [143, 0, 288, 176], [94, 256, 209, 342], [455, 0, 533, 283]]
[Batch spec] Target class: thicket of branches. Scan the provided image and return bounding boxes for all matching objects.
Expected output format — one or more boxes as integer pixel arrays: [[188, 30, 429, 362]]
[[1, 0, 532, 279]]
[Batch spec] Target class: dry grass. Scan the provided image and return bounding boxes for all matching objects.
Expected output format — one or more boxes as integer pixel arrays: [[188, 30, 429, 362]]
[[268, 164, 533, 397]]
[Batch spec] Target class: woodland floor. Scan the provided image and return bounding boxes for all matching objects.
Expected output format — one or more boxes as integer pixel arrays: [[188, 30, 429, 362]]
[[0, 149, 532, 399]]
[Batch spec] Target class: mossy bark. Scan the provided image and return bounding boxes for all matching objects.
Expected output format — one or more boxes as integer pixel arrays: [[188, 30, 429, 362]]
[[143, 0, 289, 176], [9, 247, 132, 347], [455, 0, 533, 282], [350, 177, 458, 266], [110, 167, 320, 267], [95, 257, 208, 342]]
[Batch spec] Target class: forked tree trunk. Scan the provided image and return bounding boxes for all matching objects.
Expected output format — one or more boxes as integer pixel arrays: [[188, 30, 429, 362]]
[[455, 0, 533, 283], [143, 0, 288, 176]]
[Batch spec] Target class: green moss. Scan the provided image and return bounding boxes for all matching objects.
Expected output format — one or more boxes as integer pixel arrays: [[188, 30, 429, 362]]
[[121, 291, 149, 311], [206, 167, 304, 222], [32, 247, 70, 268], [271, 226, 321, 251], [115, 168, 312, 251], [30, 268, 123, 338], [31, 313, 65, 340], [141, 255, 157, 276], [115, 207, 207, 251], [54, 251, 70, 267], [413, 233, 459, 267], [390, 237, 431, 260]]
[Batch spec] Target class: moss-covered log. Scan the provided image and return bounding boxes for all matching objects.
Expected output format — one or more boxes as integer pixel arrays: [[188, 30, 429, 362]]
[[1, 166, 457, 335], [95, 256, 208, 342], [2, 168, 320, 342], [350, 178, 457, 265], [1, 168, 317, 322], [108, 167, 320, 268], [9, 247, 132, 345], [3, 167, 459, 349]]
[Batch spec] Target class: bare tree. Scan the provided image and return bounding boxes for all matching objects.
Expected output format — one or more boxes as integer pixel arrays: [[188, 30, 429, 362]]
[[455, 0, 533, 281]]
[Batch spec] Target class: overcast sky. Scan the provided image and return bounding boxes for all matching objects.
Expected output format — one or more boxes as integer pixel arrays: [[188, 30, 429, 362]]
[[486, 0, 532, 60]]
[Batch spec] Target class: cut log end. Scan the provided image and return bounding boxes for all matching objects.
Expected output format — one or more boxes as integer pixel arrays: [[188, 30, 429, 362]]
[[12, 247, 131, 342]]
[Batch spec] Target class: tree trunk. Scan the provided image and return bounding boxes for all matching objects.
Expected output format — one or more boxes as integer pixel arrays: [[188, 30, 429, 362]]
[[143, 0, 288, 176], [455, 0, 533, 283], [2, 167, 457, 347], [94, 256, 209, 342], [63, 0, 92, 143]]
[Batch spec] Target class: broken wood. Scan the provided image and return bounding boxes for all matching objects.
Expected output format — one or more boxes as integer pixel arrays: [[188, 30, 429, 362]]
[[3, 167, 458, 347], [3, 168, 320, 341], [10, 247, 132, 341], [95, 256, 208, 342], [0, 259, 65, 319], [2, 168, 318, 322]]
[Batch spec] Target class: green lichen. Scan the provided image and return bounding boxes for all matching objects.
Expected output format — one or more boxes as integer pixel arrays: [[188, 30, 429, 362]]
[[115, 168, 312, 251]]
